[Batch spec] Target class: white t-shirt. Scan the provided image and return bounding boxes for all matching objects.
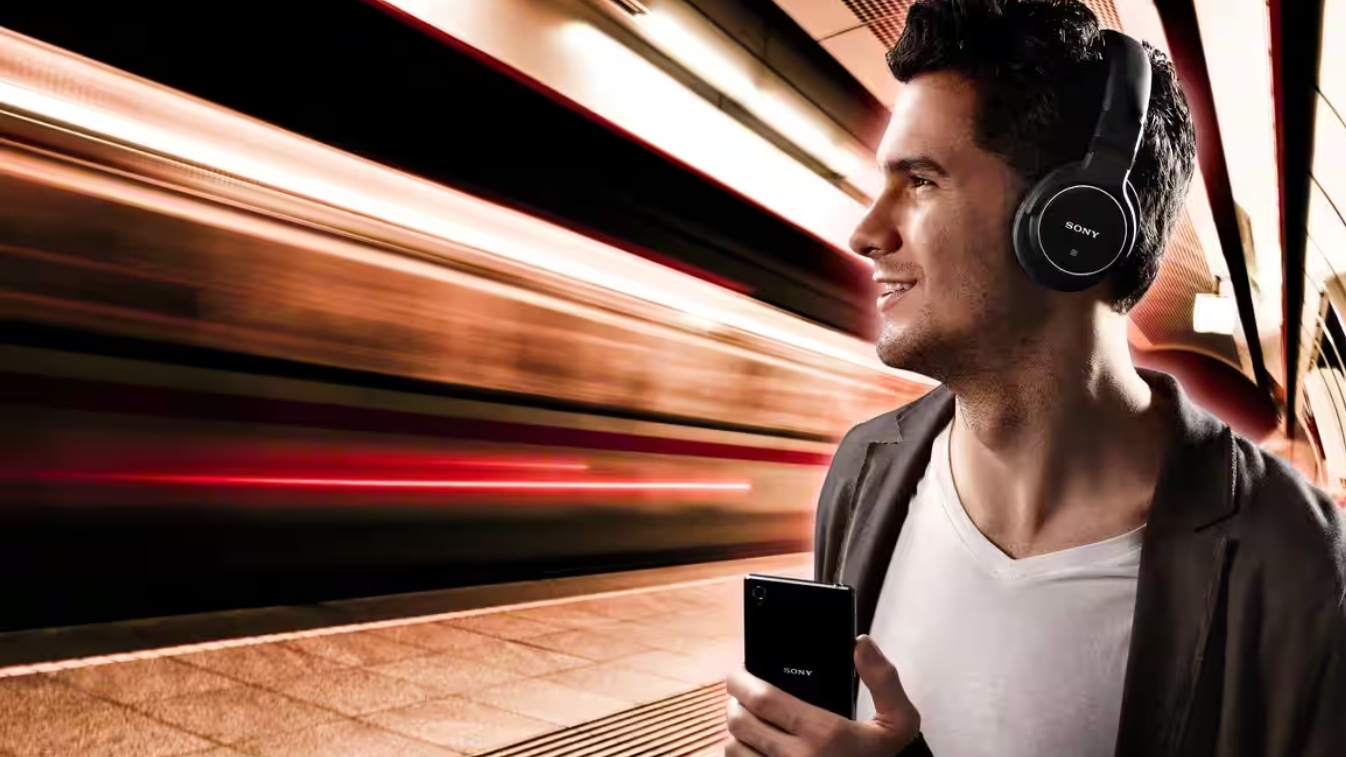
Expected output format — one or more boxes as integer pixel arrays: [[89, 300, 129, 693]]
[[856, 422, 1143, 757]]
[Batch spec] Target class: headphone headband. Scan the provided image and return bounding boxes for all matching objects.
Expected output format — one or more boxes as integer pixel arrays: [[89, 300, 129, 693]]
[[1082, 30, 1151, 182], [1010, 29, 1152, 292]]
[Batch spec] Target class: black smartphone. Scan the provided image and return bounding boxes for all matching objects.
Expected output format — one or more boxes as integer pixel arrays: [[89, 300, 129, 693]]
[[742, 573, 857, 719]]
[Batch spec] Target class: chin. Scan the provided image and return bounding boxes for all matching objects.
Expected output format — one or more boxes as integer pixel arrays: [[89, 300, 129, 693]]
[[876, 314, 973, 383], [876, 327, 938, 376]]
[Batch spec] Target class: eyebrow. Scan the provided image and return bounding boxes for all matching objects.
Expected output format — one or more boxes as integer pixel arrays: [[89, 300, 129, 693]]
[[883, 156, 950, 178]]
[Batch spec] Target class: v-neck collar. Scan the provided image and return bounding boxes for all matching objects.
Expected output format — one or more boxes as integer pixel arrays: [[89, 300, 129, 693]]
[[927, 421, 1145, 581]]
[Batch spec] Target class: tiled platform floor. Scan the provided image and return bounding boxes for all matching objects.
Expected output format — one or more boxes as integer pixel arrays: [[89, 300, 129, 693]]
[[0, 558, 810, 756]]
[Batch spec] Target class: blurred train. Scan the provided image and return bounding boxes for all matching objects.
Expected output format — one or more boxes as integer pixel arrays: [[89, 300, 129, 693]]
[[0, 29, 933, 631]]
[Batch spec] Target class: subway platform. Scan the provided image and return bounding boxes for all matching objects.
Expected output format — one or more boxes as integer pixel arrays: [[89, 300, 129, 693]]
[[0, 554, 811, 756]]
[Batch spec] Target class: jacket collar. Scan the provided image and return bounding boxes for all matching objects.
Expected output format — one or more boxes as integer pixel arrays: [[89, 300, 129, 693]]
[[855, 368, 1236, 534], [842, 368, 1237, 756], [837, 383, 951, 633]]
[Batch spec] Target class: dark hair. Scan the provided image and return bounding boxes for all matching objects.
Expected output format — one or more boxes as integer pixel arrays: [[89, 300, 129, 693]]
[[887, 0, 1197, 313]]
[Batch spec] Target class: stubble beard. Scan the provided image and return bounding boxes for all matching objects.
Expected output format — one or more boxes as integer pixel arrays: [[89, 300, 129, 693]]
[[875, 300, 960, 382], [875, 286, 1051, 387]]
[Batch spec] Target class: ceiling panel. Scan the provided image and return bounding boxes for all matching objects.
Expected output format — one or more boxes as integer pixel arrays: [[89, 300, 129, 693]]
[[818, 28, 899, 104], [1131, 210, 1240, 365], [836, 0, 912, 48], [773, 0, 1131, 110], [1313, 95, 1346, 229], [834, 0, 1125, 49], [1192, 0, 1281, 333], [1309, 181, 1346, 278], [772, 0, 865, 38], [1321, 0, 1346, 119], [1309, 84, 1345, 296]]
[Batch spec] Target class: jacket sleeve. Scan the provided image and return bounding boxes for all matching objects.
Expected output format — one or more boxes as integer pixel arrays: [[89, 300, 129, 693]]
[[1298, 581, 1346, 755], [1263, 476, 1346, 756]]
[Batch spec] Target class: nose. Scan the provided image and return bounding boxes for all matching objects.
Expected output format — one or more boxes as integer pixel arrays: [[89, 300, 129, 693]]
[[848, 196, 901, 259]]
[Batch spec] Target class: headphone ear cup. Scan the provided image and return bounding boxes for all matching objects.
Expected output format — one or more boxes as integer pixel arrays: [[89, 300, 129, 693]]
[[1013, 162, 1132, 293], [1013, 163, 1087, 291]]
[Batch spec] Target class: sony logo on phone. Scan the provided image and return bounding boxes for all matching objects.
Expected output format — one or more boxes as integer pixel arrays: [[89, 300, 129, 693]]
[[783, 667, 813, 676]]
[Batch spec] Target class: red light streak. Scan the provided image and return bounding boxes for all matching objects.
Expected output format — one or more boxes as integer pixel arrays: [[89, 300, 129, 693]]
[[28, 473, 751, 492], [428, 460, 590, 470]]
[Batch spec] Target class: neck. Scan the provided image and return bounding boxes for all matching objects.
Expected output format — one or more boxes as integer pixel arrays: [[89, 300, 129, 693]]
[[945, 306, 1170, 557]]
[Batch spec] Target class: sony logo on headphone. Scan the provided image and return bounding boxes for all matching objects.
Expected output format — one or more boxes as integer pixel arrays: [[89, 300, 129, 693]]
[[783, 667, 813, 676], [1065, 221, 1101, 239]]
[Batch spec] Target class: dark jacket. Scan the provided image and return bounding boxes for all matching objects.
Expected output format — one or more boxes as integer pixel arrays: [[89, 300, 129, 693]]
[[813, 370, 1346, 756]]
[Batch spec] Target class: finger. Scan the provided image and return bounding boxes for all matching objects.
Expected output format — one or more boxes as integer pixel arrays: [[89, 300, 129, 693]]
[[726, 697, 797, 757], [855, 635, 913, 718], [725, 669, 756, 696], [725, 669, 826, 734]]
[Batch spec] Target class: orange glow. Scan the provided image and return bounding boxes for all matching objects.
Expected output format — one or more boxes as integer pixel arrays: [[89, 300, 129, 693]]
[[24, 473, 751, 493], [0, 45, 917, 384]]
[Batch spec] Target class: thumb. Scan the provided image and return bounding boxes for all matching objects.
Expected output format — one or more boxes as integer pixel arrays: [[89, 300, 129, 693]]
[[855, 635, 913, 719]]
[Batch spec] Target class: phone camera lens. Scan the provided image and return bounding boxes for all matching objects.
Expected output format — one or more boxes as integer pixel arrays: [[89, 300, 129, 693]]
[[751, 586, 766, 605]]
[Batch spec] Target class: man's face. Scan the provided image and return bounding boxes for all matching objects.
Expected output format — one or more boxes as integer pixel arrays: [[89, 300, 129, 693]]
[[851, 71, 1050, 380]]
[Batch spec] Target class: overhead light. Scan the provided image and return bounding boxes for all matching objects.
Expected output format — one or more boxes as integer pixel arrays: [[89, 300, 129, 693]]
[[1320, 0, 1345, 111], [638, 11, 758, 105], [635, 11, 871, 183], [1192, 0, 1282, 322], [754, 91, 855, 175], [555, 21, 868, 255], [1193, 292, 1239, 335], [605, 0, 649, 16]]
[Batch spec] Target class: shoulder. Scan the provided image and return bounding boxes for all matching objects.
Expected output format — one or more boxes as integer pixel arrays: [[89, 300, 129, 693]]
[[1232, 435, 1346, 623], [823, 382, 952, 476], [812, 385, 948, 580], [817, 385, 951, 506], [833, 385, 952, 458]]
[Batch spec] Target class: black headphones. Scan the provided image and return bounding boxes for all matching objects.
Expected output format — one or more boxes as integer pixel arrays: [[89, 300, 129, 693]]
[[1011, 30, 1152, 292]]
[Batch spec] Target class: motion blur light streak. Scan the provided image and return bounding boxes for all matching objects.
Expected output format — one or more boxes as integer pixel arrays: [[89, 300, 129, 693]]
[[637, 9, 759, 105], [0, 27, 931, 627], [20, 473, 752, 493], [427, 460, 590, 470], [0, 142, 866, 401], [608, 5, 880, 191], [374, 0, 871, 251], [0, 32, 929, 384], [572, 11, 878, 201], [556, 22, 868, 253], [0, 147, 792, 379], [0, 372, 839, 464]]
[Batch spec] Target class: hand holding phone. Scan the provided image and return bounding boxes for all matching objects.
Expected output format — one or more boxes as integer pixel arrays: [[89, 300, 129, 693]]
[[730, 574, 923, 757]]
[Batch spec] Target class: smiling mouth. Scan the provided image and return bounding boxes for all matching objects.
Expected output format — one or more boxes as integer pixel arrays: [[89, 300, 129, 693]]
[[877, 280, 917, 307]]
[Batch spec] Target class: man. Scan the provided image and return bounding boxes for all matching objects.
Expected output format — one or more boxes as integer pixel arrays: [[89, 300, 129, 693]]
[[724, 1, 1346, 755]]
